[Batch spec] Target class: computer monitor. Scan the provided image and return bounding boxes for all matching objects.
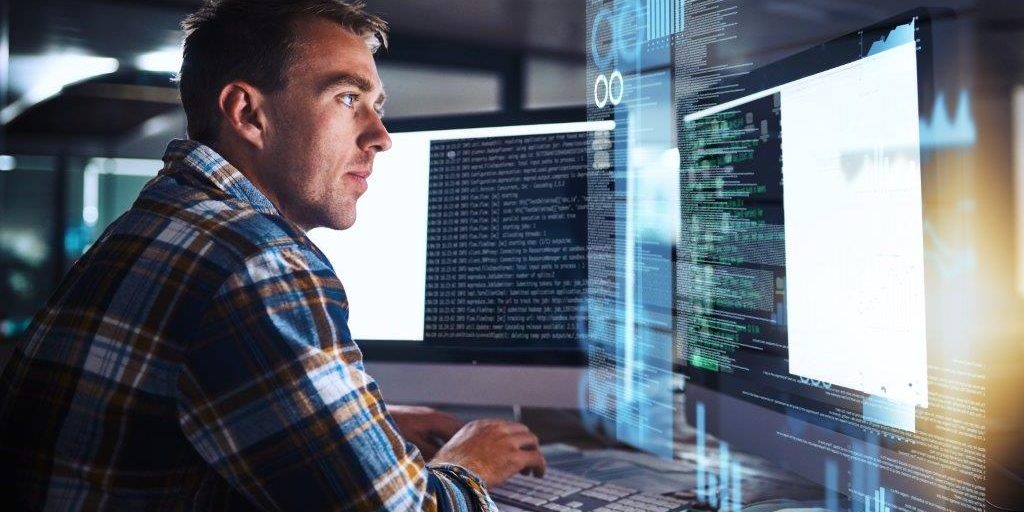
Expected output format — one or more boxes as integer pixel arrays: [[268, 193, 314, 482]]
[[308, 109, 612, 408], [676, 8, 986, 512]]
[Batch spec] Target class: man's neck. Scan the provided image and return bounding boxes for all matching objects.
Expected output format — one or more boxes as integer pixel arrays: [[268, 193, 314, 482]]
[[206, 139, 292, 226]]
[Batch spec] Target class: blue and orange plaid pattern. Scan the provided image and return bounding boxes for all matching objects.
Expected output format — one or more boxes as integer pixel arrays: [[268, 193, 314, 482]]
[[0, 139, 496, 511]]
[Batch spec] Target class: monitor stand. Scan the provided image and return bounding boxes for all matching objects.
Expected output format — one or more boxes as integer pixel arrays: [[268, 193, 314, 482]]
[[365, 361, 584, 409]]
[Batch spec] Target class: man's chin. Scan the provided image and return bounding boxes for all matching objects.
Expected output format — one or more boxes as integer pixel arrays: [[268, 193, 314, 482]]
[[298, 201, 356, 231], [324, 211, 357, 231]]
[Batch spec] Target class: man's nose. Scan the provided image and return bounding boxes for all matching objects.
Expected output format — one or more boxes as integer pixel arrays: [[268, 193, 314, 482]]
[[360, 112, 392, 153]]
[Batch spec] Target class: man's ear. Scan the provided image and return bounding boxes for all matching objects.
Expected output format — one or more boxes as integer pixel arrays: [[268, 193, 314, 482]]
[[217, 81, 269, 150]]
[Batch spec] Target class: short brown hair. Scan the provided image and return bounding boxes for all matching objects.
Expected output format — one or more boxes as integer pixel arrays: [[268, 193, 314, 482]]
[[178, 0, 388, 145]]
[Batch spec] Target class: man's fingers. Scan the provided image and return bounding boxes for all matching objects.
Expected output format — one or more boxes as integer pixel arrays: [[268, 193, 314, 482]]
[[516, 447, 547, 478], [508, 432, 540, 451], [500, 421, 531, 435]]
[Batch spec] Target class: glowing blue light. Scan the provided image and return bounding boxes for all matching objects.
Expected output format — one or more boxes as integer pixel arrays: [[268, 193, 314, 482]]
[[920, 90, 977, 149]]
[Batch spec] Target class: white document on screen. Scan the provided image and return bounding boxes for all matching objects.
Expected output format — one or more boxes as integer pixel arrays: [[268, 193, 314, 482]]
[[781, 41, 928, 407], [308, 132, 430, 342], [307, 122, 612, 343]]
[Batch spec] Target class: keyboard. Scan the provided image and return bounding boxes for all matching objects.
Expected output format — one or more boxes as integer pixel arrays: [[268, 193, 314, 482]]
[[490, 468, 692, 512]]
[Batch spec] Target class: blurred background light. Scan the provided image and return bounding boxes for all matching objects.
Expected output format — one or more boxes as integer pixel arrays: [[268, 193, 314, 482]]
[[0, 156, 16, 172], [2, 53, 119, 124], [135, 48, 182, 74]]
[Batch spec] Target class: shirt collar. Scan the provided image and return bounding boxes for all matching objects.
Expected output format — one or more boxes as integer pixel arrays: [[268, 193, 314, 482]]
[[161, 139, 280, 216]]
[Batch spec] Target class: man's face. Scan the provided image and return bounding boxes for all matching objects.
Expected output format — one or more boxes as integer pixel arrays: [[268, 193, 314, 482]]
[[259, 16, 391, 231]]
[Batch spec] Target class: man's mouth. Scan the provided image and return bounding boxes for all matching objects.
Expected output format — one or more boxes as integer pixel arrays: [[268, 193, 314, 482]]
[[346, 170, 370, 192]]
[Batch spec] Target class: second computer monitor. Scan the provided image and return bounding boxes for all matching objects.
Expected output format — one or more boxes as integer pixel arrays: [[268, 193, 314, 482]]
[[308, 112, 611, 407], [677, 8, 986, 512]]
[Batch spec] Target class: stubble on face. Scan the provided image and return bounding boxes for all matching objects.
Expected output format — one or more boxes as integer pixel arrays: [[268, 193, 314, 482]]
[[257, 17, 387, 232]]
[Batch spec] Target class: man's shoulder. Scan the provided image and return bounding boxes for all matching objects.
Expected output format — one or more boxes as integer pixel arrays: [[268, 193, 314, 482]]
[[125, 170, 317, 266]]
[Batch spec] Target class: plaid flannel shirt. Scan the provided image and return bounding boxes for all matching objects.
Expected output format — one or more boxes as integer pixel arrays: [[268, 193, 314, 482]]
[[0, 139, 496, 511]]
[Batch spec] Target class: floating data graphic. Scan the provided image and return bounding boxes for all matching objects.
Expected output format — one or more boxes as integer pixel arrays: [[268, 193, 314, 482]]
[[593, 70, 624, 109], [798, 376, 833, 390], [866, 20, 915, 56], [920, 90, 977, 149], [863, 488, 894, 512], [590, 7, 615, 70], [850, 436, 882, 512], [585, 0, 678, 457], [645, 0, 684, 41], [695, 402, 743, 511], [588, 4, 624, 110], [862, 395, 916, 432], [924, 220, 976, 279], [673, 1, 748, 116], [825, 460, 840, 511], [592, 130, 612, 170]]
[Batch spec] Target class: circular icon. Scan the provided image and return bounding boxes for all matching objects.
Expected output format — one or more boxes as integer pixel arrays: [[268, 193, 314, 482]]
[[594, 71, 625, 109], [590, 9, 614, 70], [614, 1, 645, 64], [594, 73, 610, 108], [609, 70, 624, 106]]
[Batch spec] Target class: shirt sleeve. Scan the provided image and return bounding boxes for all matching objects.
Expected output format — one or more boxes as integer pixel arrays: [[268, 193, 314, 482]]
[[175, 245, 497, 511]]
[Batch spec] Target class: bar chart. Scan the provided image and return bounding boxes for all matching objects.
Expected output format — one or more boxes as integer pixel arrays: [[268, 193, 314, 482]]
[[645, 0, 684, 41], [864, 487, 893, 512], [695, 402, 743, 512]]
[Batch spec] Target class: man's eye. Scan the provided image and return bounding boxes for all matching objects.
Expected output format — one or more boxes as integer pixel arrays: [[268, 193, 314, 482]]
[[339, 93, 359, 108]]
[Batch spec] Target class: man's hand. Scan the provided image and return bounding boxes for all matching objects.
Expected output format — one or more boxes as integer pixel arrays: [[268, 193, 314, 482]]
[[431, 419, 547, 488], [389, 405, 465, 460]]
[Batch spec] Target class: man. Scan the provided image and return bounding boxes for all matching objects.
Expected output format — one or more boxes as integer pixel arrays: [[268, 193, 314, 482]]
[[0, 1, 545, 509]]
